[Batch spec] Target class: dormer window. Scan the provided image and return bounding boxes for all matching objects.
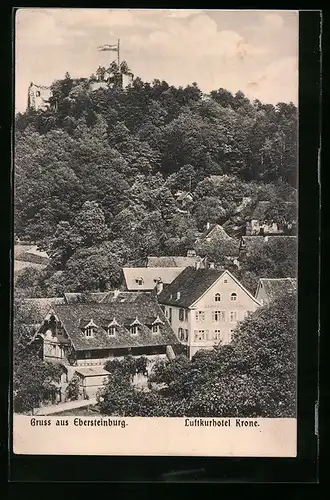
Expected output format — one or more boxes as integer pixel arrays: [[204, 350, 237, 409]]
[[129, 317, 141, 335], [152, 324, 159, 334], [130, 325, 139, 335], [107, 318, 119, 336], [150, 315, 163, 333], [84, 319, 97, 337], [231, 292, 237, 301], [135, 277, 144, 286], [108, 326, 116, 336], [215, 293, 221, 302]]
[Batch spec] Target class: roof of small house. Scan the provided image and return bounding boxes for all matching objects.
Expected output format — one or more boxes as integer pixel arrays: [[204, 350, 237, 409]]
[[101, 291, 150, 303], [240, 236, 297, 254], [209, 175, 230, 185], [197, 224, 233, 242], [14, 244, 49, 264], [74, 366, 110, 378], [158, 267, 225, 307], [46, 294, 179, 351], [175, 191, 193, 202], [146, 256, 200, 268], [122, 267, 185, 291], [22, 297, 66, 323], [64, 292, 109, 304], [256, 278, 297, 301]]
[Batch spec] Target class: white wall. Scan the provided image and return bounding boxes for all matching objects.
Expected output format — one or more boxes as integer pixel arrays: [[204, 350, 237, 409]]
[[162, 272, 260, 359]]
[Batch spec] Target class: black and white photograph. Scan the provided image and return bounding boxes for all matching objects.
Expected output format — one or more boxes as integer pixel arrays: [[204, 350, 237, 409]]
[[13, 8, 299, 457]]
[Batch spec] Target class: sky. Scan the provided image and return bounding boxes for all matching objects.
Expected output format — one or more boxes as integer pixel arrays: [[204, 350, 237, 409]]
[[15, 9, 299, 112]]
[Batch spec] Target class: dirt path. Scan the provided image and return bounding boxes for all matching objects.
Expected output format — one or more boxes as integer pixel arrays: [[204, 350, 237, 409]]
[[34, 398, 98, 415]]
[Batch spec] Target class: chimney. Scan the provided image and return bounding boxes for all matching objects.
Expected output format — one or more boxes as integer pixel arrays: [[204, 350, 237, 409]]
[[264, 236, 269, 243], [209, 262, 215, 269], [176, 291, 181, 300], [113, 289, 120, 299], [195, 260, 201, 270], [206, 222, 210, 230], [156, 279, 164, 295]]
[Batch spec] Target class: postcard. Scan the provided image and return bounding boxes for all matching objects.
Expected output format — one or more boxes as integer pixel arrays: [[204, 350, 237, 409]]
[[13, 8, 299, 457]]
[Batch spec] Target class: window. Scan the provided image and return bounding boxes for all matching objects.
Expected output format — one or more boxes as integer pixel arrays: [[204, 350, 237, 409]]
[[85, 326, 95, 337], [231, 292, 237, 301], [224, 279, 228, 283], [135, 277, 144, 286], [108, 326, 116, 336], [215, 293, 221, 302], [85, 351, 91, 359], [230, 311, 238, 322], [212, 311, 225, 322], [130, 325, 139, 335], [184, 309, 188, 322], [184, 329, 189, 341], [36, 91, 40, 97], [178, 327, 184, 341], [179, 308, 184, 321], [152, 324, 159, 334], [195, 311, 205, 323], [194, 330, 206, 341], [213, 330, 222, 341]]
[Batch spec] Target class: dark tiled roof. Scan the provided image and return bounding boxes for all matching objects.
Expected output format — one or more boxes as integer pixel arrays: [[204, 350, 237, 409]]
[[64, 292, 109, 304], [50, 294, 179, 351], [259, 278, 297, 301], [100, 291, 150, 303], [158, 266, 225, 307], [146, 256, 200, 268], [240, 236, 297, 254], [22, 297, 65, 323]]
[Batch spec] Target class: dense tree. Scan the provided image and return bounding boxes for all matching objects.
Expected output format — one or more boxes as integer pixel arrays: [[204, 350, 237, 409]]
[[15, 73, 297, 295]]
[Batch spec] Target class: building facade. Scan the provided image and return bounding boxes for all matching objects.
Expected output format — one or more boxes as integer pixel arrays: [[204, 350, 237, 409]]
[[158, 267, 261, 359]]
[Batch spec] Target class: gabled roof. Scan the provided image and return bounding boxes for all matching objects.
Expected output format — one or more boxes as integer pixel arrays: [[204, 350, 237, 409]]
[[122, 267, 185, 291], [22, 297, 65, 324], [158, 267, 224, 307], [146, 256, 200, 268], [46, 294, 179, 351], [158, 267, 260, 308], [197, 224, 233, 242], [256, 278, 297, 302], [175, 191, 193, 202]]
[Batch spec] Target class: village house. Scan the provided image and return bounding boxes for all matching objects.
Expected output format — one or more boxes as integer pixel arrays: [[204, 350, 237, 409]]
[[122, 267, 185, 292], [255, 278, 297, 305], [245, 201, 297, 236], [32, 292, 179, 375], [238, 235, 298, 260], [158, 266, 261, 359], [174, 190, 194, 207], [194, 222, 233, 245]]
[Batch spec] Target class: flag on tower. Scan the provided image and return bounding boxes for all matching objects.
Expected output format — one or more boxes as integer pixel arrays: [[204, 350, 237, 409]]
[[98, 44, 118, 52]]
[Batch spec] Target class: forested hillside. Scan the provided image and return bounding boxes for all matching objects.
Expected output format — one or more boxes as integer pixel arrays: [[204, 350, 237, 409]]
[[14, 71, 298, 295]]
